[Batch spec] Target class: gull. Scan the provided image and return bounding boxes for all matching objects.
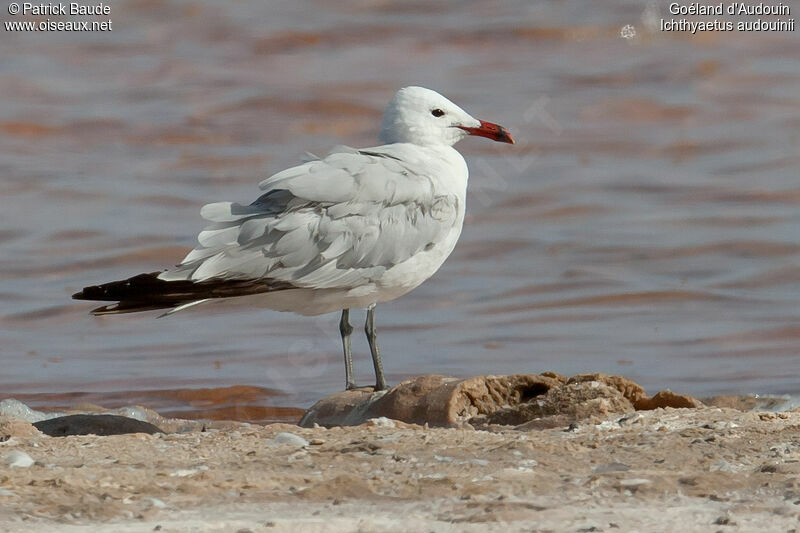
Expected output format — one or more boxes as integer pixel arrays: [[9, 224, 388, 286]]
[[73, 86, 514, 391]]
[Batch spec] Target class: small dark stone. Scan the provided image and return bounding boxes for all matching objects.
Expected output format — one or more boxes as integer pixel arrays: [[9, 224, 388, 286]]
[[33, 414, 163, 437]]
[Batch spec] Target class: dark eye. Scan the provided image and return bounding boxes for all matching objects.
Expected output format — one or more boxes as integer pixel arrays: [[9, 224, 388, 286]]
[[431, 108, 445, 118]]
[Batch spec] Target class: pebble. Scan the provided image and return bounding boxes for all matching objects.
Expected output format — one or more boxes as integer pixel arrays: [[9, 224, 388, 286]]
[[367, 417, 396, 428], [170, 469, 199, 477], [4, 450, 34, 468], [309, 438, 325, 445], [150, 498, 167, 508], [618, 413, 643, 426], [593, 462, 630, 473], [619, 478, 651, 487], [272, 432, 309, 447]]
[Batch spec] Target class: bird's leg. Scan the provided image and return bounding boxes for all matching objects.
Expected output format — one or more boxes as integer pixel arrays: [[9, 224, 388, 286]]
[[339, 309, 356, 390], [365, 305, 388, 391]]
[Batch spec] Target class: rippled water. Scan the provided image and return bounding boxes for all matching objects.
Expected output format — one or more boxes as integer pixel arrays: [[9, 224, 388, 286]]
[[1, 1, 799, 416]]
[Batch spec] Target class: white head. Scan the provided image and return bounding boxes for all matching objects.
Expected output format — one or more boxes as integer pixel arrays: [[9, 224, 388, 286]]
[[379, 86, 514, 147]]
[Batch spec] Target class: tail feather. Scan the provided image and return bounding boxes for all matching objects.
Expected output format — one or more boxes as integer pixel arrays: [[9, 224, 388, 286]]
[[73, 272, 292, 315]]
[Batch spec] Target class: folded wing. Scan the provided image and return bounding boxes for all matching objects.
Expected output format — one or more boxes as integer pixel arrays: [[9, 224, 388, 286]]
[[158, 146, 460, 292]]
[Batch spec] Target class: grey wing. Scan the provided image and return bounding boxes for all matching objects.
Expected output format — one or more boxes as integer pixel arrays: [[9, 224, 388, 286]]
[[158, 149, 459, 289]]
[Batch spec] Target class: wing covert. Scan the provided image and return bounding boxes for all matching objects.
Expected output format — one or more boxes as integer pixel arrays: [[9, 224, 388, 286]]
[[158, 147, 461, 289]]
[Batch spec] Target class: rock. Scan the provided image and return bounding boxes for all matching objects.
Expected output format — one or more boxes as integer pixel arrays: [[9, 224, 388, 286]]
[[509, 381, 634, 430], [513, 414, 577, 430], [441, 374, 564, 423], [567, 373, 646, 403], [0, 399, 214, 435], [299, 374, 562, 428], [702, 395, 786, 411], [4, 450, 35, 468], [539, 371, 568, 384], [271, 432, 309, 447], [0, 415, 42, 440], [299, 373, 704, 429], [33, 414, 163, 437], [365, 374, 458, 425], [633, 390, 703, 410], [0, 399, 52, 423], [298, 387, 386, 428]]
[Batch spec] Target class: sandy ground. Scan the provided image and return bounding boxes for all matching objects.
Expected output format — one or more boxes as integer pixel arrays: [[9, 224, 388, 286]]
[[2, 406, 800, 532]]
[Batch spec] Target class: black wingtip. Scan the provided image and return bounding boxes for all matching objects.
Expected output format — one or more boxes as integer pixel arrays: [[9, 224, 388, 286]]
[[89, 303, 125, 315], [73, 285, 113, 301], [73, 272, 291, 315]]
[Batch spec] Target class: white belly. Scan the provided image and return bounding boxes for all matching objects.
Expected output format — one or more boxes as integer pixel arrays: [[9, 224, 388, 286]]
[[372, 223, 463, 302]]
